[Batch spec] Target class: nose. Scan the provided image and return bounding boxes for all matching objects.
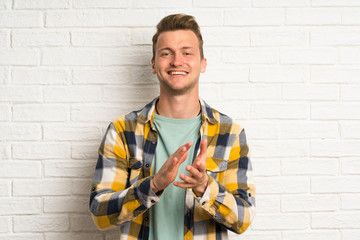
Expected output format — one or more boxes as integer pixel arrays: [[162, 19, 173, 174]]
[[171, 53, 183, 67]]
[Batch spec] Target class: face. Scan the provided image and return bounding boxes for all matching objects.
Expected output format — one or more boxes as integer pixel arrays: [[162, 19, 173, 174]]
[[151, 30, 207, 96]]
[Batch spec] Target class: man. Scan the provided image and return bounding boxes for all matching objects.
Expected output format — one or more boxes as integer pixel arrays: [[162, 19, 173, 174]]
[[90, 14, 255, 240]]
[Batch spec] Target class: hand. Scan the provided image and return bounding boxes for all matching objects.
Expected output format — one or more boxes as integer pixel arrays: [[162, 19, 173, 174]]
[[174, 138, 208, 197], [151, 141, 193, 193]]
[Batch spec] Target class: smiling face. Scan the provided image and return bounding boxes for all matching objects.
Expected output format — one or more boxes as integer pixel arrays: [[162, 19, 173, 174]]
[[152, 30, 207, 96]]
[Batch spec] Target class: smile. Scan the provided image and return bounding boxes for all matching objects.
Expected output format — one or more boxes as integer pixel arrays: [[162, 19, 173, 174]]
[[168, 71, 188, 75]]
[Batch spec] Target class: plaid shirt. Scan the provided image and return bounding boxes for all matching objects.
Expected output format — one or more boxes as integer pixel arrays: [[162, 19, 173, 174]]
[[90, 97, 255, 240]]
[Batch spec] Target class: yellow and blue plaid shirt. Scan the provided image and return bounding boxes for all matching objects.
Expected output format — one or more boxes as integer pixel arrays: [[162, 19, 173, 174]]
[[90, 97, 256, 240]]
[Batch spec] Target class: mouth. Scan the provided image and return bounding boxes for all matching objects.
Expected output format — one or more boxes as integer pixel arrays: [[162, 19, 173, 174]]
[[167, 71, 188, 76]]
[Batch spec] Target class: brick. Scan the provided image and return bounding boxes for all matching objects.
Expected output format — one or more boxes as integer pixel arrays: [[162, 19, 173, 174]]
[[14, 0, 71, 9], [282, 194, 338, 212], [0, 104, 10, 121], [102, 47, 152, 66], [207, 101, 250, 120], [45, 161, 96, 178], [252, 140, 308, 158], [0, 181, 10, 196], [311, 29, 360, 46], [282, 158, 338, 175], [343, 230, 360, 240], [0, 144, 10, 160], [46, 10, 103, 27], [223, 84, 280, 100], [12, 68, 69, 85], [13, 179, 72, 196], [311, 67, 360, 83], [12, 30, 69, 47], [0, 161, 41, 178], [279, 121, 338, 139], [223, 48, 278, 64], [195, 0, 251, 7], [312, 212, 360, 229], [72, 143, 99, 160], [45, 233, 104, 240], [0, 49, 39, 66], [251, 29, 307, 46], [164, 10, 224, 27], [74, 0, 130, 8], [0, 217, 11, 233], [0, 234, 44, 240], [44, 124, 101, 141], [312, 176, 360, 193], [42, 48, 98, 66], [44, 197, 88, 213], [341, 157, 360, 174], [311, 103, 360, 120], [0, 11, 43, 27], [72, 179, 92, 195], [73, 68, 130, 85], [0, 123, 42, 140], [202, 27, 249, 47], [201, 65, 249, 83], [341, 194, 360, 210], [342, 85, 360, 101], [0, 68, 9, 84], [254, 0, 308, 7], [199, 84, 221, 101], [256, 176, 309, 194], [312, 140, 360, 157], [252, 213, 308, 230], [70, 214, 99, 231], [285, 8, 340, 25], [104, 10, 162, 27], [312, 0, 360, 6], [14, 215, 69, 232], [13, 104, 68, 122], [13, 143, 71, 160], [243, 121, 278, 139], [0, 197, 41, 215], [251, 103, 308, 119], [250, 66, 308, 83], [72, 30, 130, 47], [44, 86, 101, 103], [224, 9, 283, 26], [281, 47, 336, 64], [343, 9, 360, 25], [0, 31, 9, 47], [282, 84, 339, 101], [0, 0, 11, 9], [129, 67, 158, 85], [103, 86, 159, 102], [255, 195, 280, 213], [341, 122, 360, 139], [131, 28, 153, 45], [0, 86, 42, 102], [132, 0, 192, 8], [340, 47, 360, 64], [282, 230, 340, 240]]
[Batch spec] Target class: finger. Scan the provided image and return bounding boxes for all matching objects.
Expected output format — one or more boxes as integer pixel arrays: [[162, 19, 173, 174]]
[[173, 181, 194, 189], [172, 141, 193, 159], [179, 173, 197, 184], [185, 166, 202, 180]]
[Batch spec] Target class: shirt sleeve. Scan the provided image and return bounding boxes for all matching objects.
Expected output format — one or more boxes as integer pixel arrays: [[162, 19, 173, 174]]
[[196, 128, 256, 234], [89, 122, 160, 230]]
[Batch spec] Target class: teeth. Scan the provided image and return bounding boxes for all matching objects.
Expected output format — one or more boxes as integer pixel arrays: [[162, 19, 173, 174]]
[[170, 71, 187, 75]]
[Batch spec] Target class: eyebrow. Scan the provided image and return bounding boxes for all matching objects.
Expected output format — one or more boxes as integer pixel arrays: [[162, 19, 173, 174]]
[[158, 46, 195, 52]]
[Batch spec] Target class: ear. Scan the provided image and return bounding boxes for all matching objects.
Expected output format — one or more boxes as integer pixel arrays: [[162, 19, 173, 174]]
[[151, 59, 156, 74], [200, 58, 207, 73]]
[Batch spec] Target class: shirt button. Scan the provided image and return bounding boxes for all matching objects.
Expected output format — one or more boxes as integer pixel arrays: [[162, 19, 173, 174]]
[[151, 141, 155, 144], [144, 217, 149, 221], [151, 200, 155, 203], [145, 163, 150, 168], [91, 187, 96, 191], [202, 202, 205, 205]]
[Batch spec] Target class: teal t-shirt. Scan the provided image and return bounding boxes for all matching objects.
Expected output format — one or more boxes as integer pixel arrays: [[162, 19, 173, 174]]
[[149, 113, 201, 240]]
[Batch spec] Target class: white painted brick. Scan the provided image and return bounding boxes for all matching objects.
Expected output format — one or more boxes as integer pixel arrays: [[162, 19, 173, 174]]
[[73, 68, 130, 84], [131, 28, 153, 45], [13, 179, 72, 196], [13, 104, 68, 122], [311, 103, 360, 120], [312, 0, 360, 6], [311, 28, 360, 46], [0, 104, 10, 121], [12, 30, 69, 47], [282, 84, 339, 101], [251, 103, 308, 119], [281, 47, 337, 64], [341, 194, 360, 210], [14, 0, 71, 9], [70, 214, 99, 231], [45, 233, 104, 240], [72, 143, 99, 160], [256, 176, 309, 194], [0, 161, 41, 178], [223, 84, 281, 100], [342, 85, 360, 101], [282, 158, 338, 175], [74, 0, 130, 8], [0, 144, 10, 160], [44, 86, 102, 103], [0, 234, 44, 240], [72, 179, 92, 195], [311, 176, 360, 193], [12, 68, 70, 85], [44, 197, 89, 213], [252, 213, 308, 230], [0, 217, 11, 233], [340, 47, 360, 64], [0, 11, 43, 28], [0, 31, 9, 47], [104, 10, 162, 27], [341, 157, 360, 174], [199, 84, 221, 101], [0, 123, 41, 140], [224, 9, 283, 26], [282, 194, 338, 212], [206, 101, 250, 120], [72, 30, 130, 47], [282, 230, 340, 240], [244, 121, 278, 139], [341, 122, 360, 139], [342, 8, 360, 25], [285, 8, 341, 25], [311, 67, 360, 84], [42, 48, 98, 66], [201, 65, 249, 83], [312, 212, 360, 229], [130, 67, 165, 85], [255, 195, 280, 213], [223, 48, 278, 64], [14, 215, 69, 232], [250, 66, 308, 83], [253, 0, 308, 7], [164, 10, 224, 27], [253, 158, 280, 177], [0, 86, 42, 102], [202, 28, 249, 47], [194, 0, 251, 7], [46, 10, 103, 27], [312, 140, 360, 157], [343, 230, 360, 240], [0, 197, 41, 215], [44, 124, 101, 141], [251, 29, 307, 46], [0, 181, 10, 196], [103, 86, 159, 102], [252, 140, 308, 157], [0, 0, 11, 9], [0, 68, 9, 84], [0, 49, 39, 66], [231, 231, 281, 240], [13, 143, 71, 160], [102, 47, 151, 66], [203, 47, 222, 65], [279, 121, 338, 139], [132, 0, 192, 8], [45, 161, 96, 178]]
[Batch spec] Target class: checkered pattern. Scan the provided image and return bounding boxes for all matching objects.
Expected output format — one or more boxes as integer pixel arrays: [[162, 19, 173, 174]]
[[89, 97, 255, 240]]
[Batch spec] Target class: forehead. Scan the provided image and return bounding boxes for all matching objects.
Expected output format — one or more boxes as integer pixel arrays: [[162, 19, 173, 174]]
[[156, 30, 200, 50]]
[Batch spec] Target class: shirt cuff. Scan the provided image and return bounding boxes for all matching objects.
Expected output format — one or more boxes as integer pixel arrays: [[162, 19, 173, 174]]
[[136, 176, 161, 208], [194, 183, 210, 206]]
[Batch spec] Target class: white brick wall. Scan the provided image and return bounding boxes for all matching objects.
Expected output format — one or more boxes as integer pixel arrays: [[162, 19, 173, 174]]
[[1, 1, 359, 240]]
